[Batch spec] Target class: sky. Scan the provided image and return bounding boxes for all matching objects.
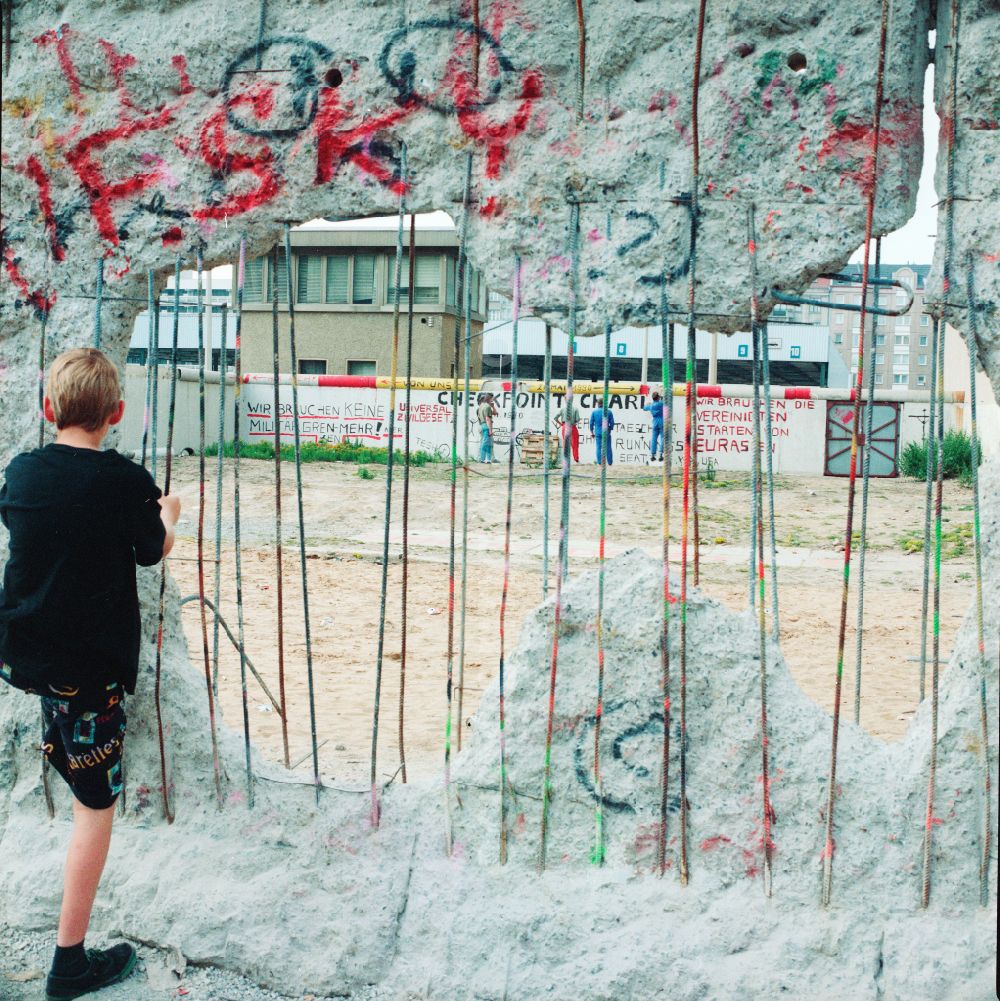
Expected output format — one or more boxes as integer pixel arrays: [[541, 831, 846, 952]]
[[851, 46, 938, 265]]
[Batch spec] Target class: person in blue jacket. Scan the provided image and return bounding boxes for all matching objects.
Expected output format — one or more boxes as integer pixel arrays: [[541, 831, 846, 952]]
[[590, 402, 615, 466], [644, 391, 665, 462]]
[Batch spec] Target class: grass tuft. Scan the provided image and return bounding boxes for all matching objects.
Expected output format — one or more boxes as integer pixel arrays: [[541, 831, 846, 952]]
[[204, 440, 443, 467]]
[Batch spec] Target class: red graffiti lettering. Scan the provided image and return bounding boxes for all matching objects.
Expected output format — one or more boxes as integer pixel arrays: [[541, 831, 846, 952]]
[[18, 155, 65, 262], [193, 94, 282, 221], [33, 25, 84, 116]]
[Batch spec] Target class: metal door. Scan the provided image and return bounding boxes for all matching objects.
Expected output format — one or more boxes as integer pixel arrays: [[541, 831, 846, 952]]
[[824, 400, 900, 477]]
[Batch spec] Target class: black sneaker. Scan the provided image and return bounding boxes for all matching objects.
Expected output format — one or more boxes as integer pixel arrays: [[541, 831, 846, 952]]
[[46, 943, 137, 1000]]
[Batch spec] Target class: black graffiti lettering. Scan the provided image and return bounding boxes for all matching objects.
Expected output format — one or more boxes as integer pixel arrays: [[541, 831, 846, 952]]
[[616, 210, 659, 258], [378, 19, 516, 115], [222, 36, 335, 139], [573, 700, 683, 815]]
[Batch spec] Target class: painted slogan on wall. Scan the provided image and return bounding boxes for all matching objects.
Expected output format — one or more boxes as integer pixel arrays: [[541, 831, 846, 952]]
[[239, 383, 825, 473]]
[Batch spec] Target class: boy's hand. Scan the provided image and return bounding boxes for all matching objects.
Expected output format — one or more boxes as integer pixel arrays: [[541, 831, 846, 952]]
[[159, 494, 181, 526], [159, 494, 180, 558]]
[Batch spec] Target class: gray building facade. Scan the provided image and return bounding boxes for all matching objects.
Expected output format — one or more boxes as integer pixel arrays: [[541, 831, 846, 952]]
[[236, 215, 487, 379]]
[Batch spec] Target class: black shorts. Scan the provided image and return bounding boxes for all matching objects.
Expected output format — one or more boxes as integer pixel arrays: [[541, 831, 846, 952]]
[[41, 684, 126, 810]]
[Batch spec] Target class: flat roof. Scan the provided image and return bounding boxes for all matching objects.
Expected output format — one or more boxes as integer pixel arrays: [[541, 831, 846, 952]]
[[291, 212, 459, 250]]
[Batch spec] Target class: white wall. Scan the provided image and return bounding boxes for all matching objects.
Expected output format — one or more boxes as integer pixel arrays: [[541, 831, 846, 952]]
[[121, 366, 236, 456], [236, 383, 856, 475]]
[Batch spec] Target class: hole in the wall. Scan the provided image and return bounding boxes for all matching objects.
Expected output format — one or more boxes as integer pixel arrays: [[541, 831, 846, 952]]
[[787, 52, 807, 73], [324, 67, 343, 88], [735, 42, 755, 58]]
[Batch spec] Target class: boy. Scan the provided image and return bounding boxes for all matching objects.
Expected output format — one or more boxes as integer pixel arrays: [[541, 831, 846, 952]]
[[0, 348, 180, 1000]]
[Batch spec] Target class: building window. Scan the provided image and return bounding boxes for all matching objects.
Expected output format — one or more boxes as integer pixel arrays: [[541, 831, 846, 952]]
[[875, 334, 886, 346], [297, 255, 322, 304], [916, 374, 926, 386], [809, 303, 820, 315], [894, 334, 909, 346], [243, 257, 265, 302], [390, 252, 440, 305], [472, 268, 482, 314], [875, 353, 885, 365], [920, 314, 929, 326], [852, 333, 860, 347], [835, 294, 844, 304], [299, 358, 327, 375], [834, 332, 843, 344], [917, 354, 928, 366], [893, 352, 908, 367], [893, 373, 908, 386], [446, 256, 456, 306], [352, 254, 376, 304], [835, 312, 844, 323], [325, 255, 349, 303], [896, 314, 910, 328], [266, 254, 288, 303], [875, 373, 884, 385], [918, 335, 928, 346], [348, 359, 376, 376]]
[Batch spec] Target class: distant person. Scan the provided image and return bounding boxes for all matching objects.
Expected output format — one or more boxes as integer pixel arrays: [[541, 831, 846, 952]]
[[0, 348, 179, 1000], [644, 391, 665, 462], [590, 402, 616, 466], [478, 392, 498, 463], [553, 398, 581, 463]]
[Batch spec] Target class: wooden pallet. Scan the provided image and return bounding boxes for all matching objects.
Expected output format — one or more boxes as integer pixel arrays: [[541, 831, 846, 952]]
[[521, 432, 558, 467]]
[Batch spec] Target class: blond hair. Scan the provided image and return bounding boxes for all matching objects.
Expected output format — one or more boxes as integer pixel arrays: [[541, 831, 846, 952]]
[[45, 348, 121, 431]]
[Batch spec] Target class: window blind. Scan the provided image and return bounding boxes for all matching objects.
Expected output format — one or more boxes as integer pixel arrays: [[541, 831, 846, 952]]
[[243, 257, 264, 302], [352, 254, 376, 304], [267, 254, 288, 303], [297, 255, 322, 303], [391, 253, 439, 304], [325, 255, 349, 303]]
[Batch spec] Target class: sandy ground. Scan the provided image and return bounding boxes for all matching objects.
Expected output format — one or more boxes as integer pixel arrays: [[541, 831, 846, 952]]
[[165, 454, 977, 786]]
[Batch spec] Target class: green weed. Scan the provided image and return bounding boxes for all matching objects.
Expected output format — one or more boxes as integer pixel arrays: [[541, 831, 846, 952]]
[[899, 431, 981, 486], [204, 440, 442, 467], [898, 521, 972, 560]]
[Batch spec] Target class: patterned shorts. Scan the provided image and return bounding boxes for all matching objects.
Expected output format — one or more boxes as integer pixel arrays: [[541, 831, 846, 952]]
[[41, 684, 127, 810]]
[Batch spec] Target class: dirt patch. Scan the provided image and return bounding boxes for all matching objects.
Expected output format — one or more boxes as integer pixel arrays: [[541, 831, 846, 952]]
[[166, 456, 975, 782]]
